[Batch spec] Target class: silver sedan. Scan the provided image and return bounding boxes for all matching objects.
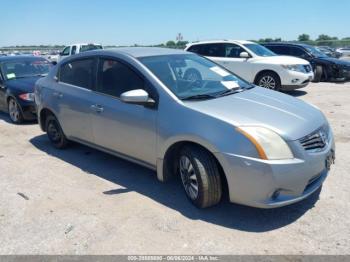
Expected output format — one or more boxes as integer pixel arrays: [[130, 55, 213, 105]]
[[35, 47, 335, 208]]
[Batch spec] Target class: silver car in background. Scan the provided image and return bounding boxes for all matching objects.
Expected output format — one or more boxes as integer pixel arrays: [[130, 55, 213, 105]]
[[34, 48, 335, 209]]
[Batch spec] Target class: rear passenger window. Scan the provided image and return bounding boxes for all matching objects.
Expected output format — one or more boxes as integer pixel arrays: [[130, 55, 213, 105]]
[[200, 44, 226, 57], [59, 59, 95, 89], [187, 45, 202, 54], [265, 45, 289, 55], [97, 59, 144, 98]]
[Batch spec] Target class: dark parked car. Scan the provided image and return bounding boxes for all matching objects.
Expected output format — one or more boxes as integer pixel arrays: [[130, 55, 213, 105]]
[[317, 46, 342, 59], [0, 56, 52, 123], [263, 43, 350, 82]]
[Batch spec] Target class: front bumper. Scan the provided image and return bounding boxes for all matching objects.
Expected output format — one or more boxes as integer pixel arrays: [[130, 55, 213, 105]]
[[280, 70, 314, 90], [215, 129, 335, 208]]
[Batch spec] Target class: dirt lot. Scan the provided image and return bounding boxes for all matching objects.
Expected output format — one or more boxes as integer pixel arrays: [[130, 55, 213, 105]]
[[0, 82, 349, 255]]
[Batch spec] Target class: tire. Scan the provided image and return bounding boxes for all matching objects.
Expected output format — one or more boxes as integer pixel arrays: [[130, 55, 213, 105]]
[[8, 98, 24, 124], [178, 145, 222, 208], [255, 71, 281, 91], [312, 65, 323, 83], [45, 115, 69, 149]]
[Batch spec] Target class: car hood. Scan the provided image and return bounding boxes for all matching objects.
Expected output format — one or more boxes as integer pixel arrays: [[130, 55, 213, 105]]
[[6, 76, 41, 93], [185, 87, 327, 141], [254, 55, 309, 65], [315, 56, 350, 66]]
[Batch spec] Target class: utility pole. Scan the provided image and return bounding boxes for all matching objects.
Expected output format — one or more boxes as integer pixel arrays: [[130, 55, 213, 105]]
[[176, 33, 183, 42]]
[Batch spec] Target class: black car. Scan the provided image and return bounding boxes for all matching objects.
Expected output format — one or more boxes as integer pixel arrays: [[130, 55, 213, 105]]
[[0, 56, 52, 123], [263, 43, 350, 82], [317, 46, 342, 59]]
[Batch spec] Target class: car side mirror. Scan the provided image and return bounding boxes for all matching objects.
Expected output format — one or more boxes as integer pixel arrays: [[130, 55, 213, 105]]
[[51, 61, 57, 66], [240, 52, 250, 59], [120, 89, 155, 107]]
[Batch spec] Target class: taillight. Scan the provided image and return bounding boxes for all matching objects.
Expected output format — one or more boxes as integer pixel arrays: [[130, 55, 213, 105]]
[[19, 93, 35, 102]]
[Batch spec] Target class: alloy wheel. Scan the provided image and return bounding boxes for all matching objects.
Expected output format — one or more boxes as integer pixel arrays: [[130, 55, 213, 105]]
[[259, 76, 276, 89], [179, 155, 199, 200], [8, 99, 20, 122]]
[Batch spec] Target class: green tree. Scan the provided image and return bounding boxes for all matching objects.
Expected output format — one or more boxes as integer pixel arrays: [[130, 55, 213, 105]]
[[166, 40, 176, 47], [176, 41, 189, 47], [298, 34, 310, 41], [316, 34, 338, 41]]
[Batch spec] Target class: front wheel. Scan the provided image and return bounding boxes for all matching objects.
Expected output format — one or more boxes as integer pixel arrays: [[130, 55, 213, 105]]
[[178, 145, 222, 208], [312, 65, 323, 83], [8, 98, 24, 124], [255, 72, 281, 91], [45, 115, 69, 149]]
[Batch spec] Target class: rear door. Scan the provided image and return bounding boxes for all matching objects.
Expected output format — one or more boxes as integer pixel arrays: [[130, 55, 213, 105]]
[[90, 57, 158, 166], [51, 57, 97, 143]]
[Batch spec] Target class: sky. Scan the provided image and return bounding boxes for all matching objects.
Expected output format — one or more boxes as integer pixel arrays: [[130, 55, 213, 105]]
[[1, 0, 350, 47]]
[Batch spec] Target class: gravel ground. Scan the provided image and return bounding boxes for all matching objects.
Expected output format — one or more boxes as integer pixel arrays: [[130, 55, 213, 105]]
[[0, 82, 349, 255]]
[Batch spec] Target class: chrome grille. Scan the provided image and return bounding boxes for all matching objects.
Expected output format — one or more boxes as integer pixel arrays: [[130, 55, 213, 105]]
[[299, 125, 330, 152]]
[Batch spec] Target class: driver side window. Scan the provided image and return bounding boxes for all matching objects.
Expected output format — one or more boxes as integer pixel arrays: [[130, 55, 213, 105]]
[[62, 47, 70, 56], [96, 58, 145, 98], [224, 44, 246, 58], [290, 47, 308, 59]]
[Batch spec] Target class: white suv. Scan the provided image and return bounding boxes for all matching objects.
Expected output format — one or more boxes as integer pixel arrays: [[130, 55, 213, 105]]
[[58, 43, 103, 62], [185, 40, 314, 91]]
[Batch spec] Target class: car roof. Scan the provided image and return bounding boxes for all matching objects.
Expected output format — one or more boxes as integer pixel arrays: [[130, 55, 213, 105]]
[[82, 47, 189, 58], [187, 40, 255, 46], [263, 42, 311, 48], [0, 55, 47, 62], [67, 43, 102, 46]]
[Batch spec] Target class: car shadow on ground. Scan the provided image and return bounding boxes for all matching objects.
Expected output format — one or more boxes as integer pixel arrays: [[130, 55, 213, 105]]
[[284, 90, 308, 97], [0, 111, 37, 125], [30, 134, 321, 232]]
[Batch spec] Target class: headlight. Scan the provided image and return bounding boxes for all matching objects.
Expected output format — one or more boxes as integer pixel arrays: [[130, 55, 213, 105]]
[[281, 64, 305, 73], [236, 126, 293, 160], [19, 93, 35, 102]]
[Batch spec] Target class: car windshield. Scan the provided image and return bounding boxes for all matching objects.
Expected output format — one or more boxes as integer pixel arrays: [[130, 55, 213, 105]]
[[243, 43, 277, 57], [80, 44, 103, 52], [1, 58, 51, 80], [304, 46, 327, 58], [139, 54, 251, 100]]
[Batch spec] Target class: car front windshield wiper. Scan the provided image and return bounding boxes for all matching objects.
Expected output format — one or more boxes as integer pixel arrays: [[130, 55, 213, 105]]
[[33, 73, 48, 77], [215, 88, 245, 97], [181, 93, 217, 101]]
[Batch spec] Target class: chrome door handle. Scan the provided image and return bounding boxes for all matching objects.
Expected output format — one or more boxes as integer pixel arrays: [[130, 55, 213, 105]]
[[90, 104, 104, 113], [53, 92, 63, 98]]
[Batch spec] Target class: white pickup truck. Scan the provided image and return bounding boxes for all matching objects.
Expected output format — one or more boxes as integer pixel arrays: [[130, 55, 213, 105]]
[[58, 43, 103, 62]]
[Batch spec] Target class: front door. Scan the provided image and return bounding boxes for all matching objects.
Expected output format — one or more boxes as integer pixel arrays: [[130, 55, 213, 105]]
[[90, 58, 157, 166], [211, 43, 254, 82]]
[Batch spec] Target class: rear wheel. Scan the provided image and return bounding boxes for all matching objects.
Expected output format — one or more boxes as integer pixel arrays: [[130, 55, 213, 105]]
[[255, 72, 281, 90], [8, 98, 24, 124], [178, 145, 222, 208], [45, 115, 69, 149]]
